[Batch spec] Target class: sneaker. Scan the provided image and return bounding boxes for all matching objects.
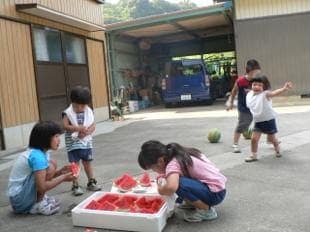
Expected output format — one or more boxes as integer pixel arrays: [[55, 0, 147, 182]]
[[72, 185, 84, 196], [184, 207, 218, 222], [275, 152, 282, 158], [178, 201, 195, 210], [43, 195, 60, 207], [245, 155, 258, 162], [87, 178, 102, 191], [232, 144, 241, 153], [30, 198, 60, 216]]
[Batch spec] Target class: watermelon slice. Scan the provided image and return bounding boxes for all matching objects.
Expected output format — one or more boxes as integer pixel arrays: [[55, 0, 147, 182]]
[[98, 201, 117, 211], [129, 205, 137, 213], [139, 172, 151, 187], [114, 173, 137, 192], [70, 162, 80, 177], [114, 197, 132, 209], [97, 193, 120, 204], [85, 200, 101, 210], [114, 173, 132, 186], [151, 200, 163, 212], [122, 195, 138, 204], [135, 196, 147, 209]]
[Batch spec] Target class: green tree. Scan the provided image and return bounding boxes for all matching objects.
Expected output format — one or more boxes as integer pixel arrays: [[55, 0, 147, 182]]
[[103, 0, 197, 24]]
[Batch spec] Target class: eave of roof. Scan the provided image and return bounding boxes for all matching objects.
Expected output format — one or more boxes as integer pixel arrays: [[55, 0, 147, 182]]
[[104, 1, 232, 33], [16, 3, 105, 31]]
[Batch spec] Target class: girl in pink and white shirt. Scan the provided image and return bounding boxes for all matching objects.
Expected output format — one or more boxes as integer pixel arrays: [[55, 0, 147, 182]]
[[138, 140, 226, 222]]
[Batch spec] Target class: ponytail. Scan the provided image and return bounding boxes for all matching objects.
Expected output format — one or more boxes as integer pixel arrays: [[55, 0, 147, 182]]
[[138, 140, 203, 177], [166, 143, 202, 177]]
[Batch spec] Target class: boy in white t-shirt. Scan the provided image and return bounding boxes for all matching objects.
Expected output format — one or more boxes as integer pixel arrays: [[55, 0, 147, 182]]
[[245, 76, 293, 162]]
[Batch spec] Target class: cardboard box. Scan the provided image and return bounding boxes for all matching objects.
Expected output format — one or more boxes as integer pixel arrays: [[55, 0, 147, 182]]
[[72, 191, 168, 232]]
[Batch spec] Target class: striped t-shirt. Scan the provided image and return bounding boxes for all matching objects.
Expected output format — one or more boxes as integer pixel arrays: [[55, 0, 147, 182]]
[[63, 111, 93, 152]]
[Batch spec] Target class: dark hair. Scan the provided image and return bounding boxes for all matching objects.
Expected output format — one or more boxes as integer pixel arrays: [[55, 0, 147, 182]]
[[29, 121, 62, 151], [70, 86, 91, 104], [245, 59, 261, 73], [250, 75, 271, 90], [138, 140, 202, 177]]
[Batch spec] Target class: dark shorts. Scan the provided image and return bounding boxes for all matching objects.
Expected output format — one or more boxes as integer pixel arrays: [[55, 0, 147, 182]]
[[254, 118, 278, 134], [68, 149, 93, 162], [235, 111, 253, 133], [176, 177, 226, 207]]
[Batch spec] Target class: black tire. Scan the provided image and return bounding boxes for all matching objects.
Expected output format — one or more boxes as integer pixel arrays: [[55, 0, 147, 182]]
[[165, 103, 173, 108], [204, 99, 214, 105]]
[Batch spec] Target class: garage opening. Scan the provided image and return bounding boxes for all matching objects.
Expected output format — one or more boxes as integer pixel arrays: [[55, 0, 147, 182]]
[[106, 1, 234, 113]]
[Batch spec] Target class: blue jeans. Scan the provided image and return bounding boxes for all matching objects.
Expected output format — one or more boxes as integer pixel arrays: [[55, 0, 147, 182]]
[[9, 173, 37, 214], [176, 177, 226, 207]]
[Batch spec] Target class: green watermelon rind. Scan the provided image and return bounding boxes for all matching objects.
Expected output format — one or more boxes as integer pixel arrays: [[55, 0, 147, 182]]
[[242, 128, 253, 140], [208, 129, 221, 143]]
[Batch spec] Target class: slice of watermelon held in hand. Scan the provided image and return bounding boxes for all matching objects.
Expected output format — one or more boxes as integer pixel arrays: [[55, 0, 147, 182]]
[[139, 172, 151, 187], [70, 162, 80, 177]]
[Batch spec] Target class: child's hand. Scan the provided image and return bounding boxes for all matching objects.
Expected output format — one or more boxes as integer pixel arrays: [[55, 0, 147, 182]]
[[284, 81, 293, 90], [58, 165, 71, 175], [78, 131, 87, 139], [63, 172, 76, 181], [77, 125, 87, 133]]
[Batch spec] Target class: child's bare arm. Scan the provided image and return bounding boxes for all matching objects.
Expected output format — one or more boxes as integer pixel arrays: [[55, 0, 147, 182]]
[[267, 81, 293, 98], [86, 123, 96, 135], [62, 115, 85, 133], [157, 173, 179, 196], [226, 82, 238, 110]]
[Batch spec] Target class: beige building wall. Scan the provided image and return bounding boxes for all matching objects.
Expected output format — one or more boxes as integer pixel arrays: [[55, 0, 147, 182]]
[[0, 1, 108, 150], [0, 19, 39, 128], [87, 39, 110, 122], [234, 13, 310, 96], [235, 0, 310, 20]]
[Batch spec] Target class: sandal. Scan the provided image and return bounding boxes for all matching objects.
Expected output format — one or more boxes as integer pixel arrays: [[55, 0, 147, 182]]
[[245, 155, 258, 162]]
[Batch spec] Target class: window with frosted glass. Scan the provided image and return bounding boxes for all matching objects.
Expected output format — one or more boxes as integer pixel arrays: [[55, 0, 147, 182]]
[[32, 28, 62, 62], [63, 34, 86, 64]]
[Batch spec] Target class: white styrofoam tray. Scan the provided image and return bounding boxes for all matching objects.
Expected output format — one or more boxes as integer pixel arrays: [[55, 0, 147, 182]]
[[72, 191, 168, 232]]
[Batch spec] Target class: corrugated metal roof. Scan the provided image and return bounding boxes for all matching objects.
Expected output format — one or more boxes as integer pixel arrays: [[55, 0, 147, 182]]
[[105, 1, 233, 44]]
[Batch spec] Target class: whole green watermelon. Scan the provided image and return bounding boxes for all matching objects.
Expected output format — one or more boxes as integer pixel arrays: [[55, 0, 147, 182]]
[[208, 128, 221, 143], [243, 128, 253, 140]]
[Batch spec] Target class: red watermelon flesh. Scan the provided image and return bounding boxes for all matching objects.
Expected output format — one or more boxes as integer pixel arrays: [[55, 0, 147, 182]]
[[122, 195, 138, 204], [99, 201, 117, 211], [97, 193, 120, 204], [116, 175, 137, 191], [139, 172, 151, 187], [114, 197, 132, 209], [85, 200, 101, 210], [114, 173, 132, 186], [70, 162, 80, 177], [129, 205, 137, 213], [118, 178, 137, 191], [138, 197, 151, 208]]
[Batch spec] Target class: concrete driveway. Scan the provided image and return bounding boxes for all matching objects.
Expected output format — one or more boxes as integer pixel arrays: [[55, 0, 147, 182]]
[[0, 98, 310, 232]]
